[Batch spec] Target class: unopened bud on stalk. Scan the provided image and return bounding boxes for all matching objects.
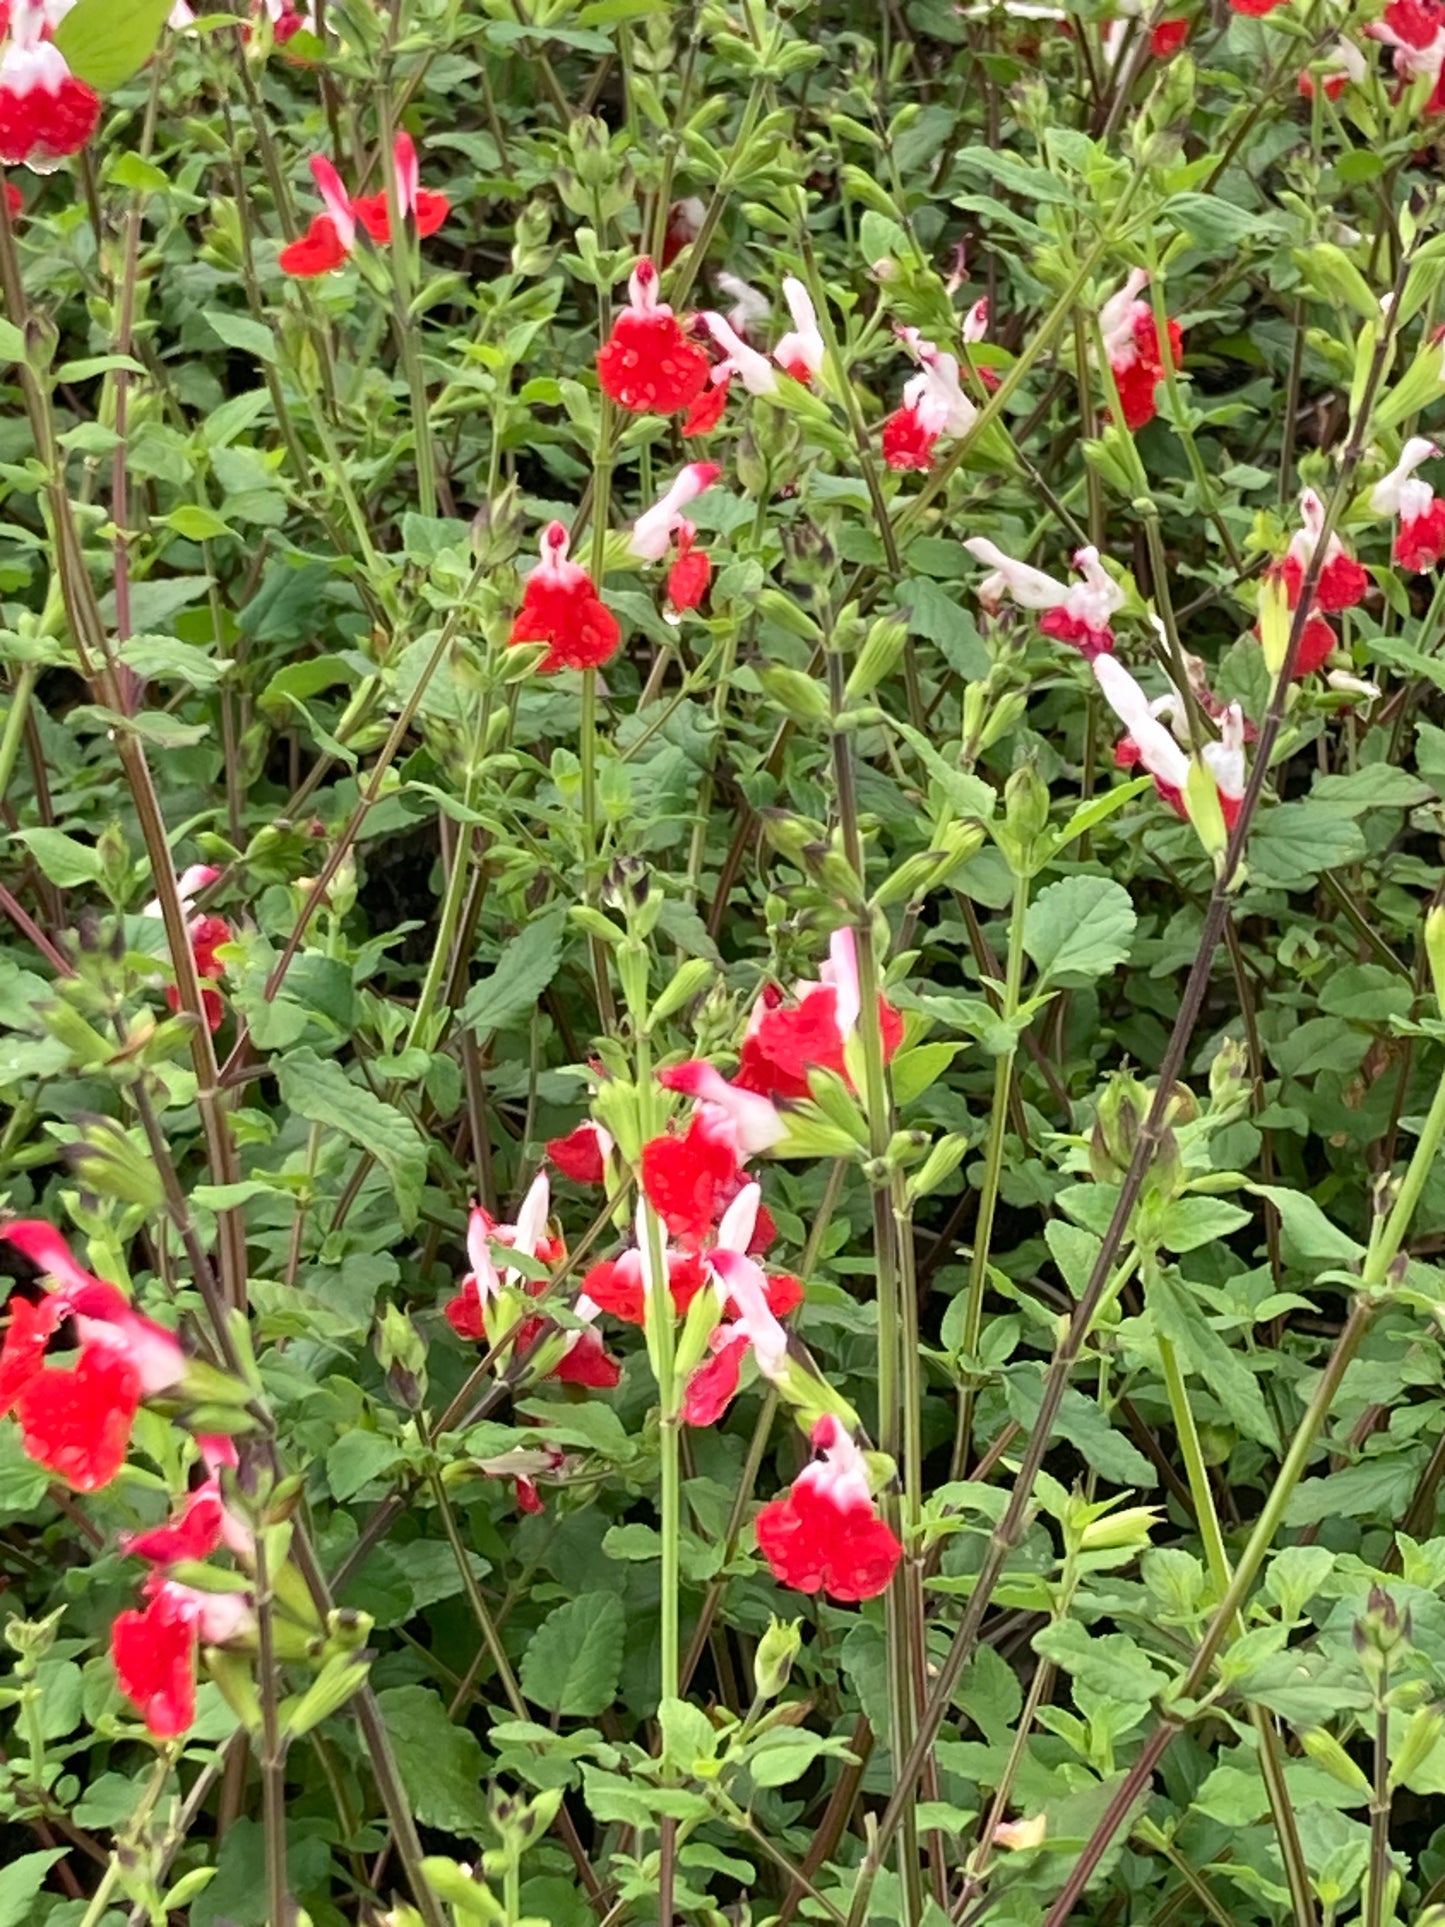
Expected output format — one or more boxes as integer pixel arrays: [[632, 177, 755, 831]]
[[1300, 1726, 1372, 1793], [1426, 904, 1445, 1020], [376, 1305, 427, 1411], [1390, 1703, 1445, 1790], [1090, 1070, 1148, 1183], [845, 615, 909, 700], [568, 115, 615, 187], [1259, 569, 1291, 678], [1354, 1584, 1412, 1672], [511, 199, 554, 277], [754, 1616, 803, 1699], [1208, 1035, 1251, 1115], [1079, 1504, 1162, 1552], [735, 426, 769, 496], [1003, 761, 1050, 844]]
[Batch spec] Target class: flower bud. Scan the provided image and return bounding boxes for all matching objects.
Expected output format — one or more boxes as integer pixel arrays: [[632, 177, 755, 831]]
[[1300, 1725, 1371, 1794], [753, 1616, 803, 1699], [375, 1304, 427, 1411], [1427, 904, 1445, 1022], [1079, 1504, 1163, 1552], [1208, 1035, 1251, 1115], [992, 1814, 1047, 1851], [1003, 762, 1050, 845], [1090, 1070, 1148, 1184], [1390, 1703, 1445, 1791], [1258, 569, 1291, 678], [568, 115, 616, 188]]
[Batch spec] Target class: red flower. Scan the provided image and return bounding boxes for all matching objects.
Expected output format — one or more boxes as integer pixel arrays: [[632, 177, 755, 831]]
[[112, 1585, 197, 1739], [682, 376, 731, 437], [547, 1121, 612, 1185], [509, 521, 621, 673], [123, 1486, 226, 1566], [1229, 0, 1285, 12], [16, 1345, 140, 1491], [754, 1415, 903, 1603], [0, 21, 100, 170], [516, 1475, 544, 1514], [583, 1247, 710, 1326], [882, 405, 938, 472], [597, 257, 711, 416], [1397, 499, 1445, 572], [667, 527, 712, 612], [734, 931, 904, 1106], [279, 214, 349, 277], [1150, 16, 1190, 54], [353, 132, 450, 242], [280, 136, 448, 278], [682, 1334, 750, 1426], [641, 1111, 742, 1247], [0, 1294, 60, 1410], [548, 1329, 621, 1388]]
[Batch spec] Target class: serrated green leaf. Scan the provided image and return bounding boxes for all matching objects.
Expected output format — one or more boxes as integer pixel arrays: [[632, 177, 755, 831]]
[[54, 0, 172, 91], [461, 906, 567, 1037], [275, 1050, 428, 1230], [1023, 874, 1137, 986], [520, 1593, 626, 1717]]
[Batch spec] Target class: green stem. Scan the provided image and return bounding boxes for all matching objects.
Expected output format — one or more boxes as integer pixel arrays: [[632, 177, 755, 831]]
[[956, 867, 1030, 1465], [255, 1534, 291, 1927], [0, 662, 37, 808], [78, 1756, 172, 1927]]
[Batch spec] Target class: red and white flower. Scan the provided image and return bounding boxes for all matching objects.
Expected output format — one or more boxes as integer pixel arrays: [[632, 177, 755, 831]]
[[444, 1178, 618, 1388], [965, 536, 1124, 658], [0, 0, 99, 172], [546, 1121, 614, 1186], [641, 1109, 746, 1248], [1299, 36, 1368, 98], [279, 134, 449, 277], [597, 257, 711, 416], [2, 1220, 189, 1395], [630, 462, 721, 616], [1267, 486, 1371, 675], [1095, 656, 1246, 830], [1365, 0, 1445, 109], [508, 521, 621, 673], [1099, 269, 1183, 432], [123, 1437, 253, 1566], [754, 1414, 903, 1602], [146, 864, 231, 1032], [681, 1184, 800, 1426], [735, 927, 904, 1105], [111, 1576, 254, 1740], [773, 276, 825, 384], [658, 1060, 787, 1158], [882, 328, 978, 471], [1371, 437, 1445, 573]]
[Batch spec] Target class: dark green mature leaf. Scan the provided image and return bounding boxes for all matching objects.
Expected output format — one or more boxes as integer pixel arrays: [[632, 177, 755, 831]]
[[54, 0, 171, 90], [461, 907, 568, 1036], [1003, 1365, 1157, 1486], [1248, 1187, 1363, 1265], [1032, 1620, 1167, 1703], [374, 1687, 492, 1838], [521, 1594, 627, 1716], [1023, 875, 1137, 986], [0, 1850, 64, 1927], [1250, 805, 1367, 885], [275, 1050, 428, 1230]]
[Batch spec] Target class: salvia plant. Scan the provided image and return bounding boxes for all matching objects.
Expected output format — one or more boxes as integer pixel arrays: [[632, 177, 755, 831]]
[[9, 0, 1445, 1925]]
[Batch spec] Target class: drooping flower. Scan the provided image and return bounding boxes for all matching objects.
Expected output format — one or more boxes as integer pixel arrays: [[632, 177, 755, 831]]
[[546, 1121, 614, 1185], [882, 328, 978, 471], [735, 928, 904, 1105], [1371, 437, 1445, 573], [658, 1061, 786, 1158], [716, 270, 771, 340], [0, 0, 99, 172], [16, 1347, 140, 1492], [754, 1414, 903, 1602], [352, 132, 451, 244], [597, 257, 711, 416], [1099, 270, 1183, 432], [123, 1438, 252, 1565], [508, 521, 621, 674], [773, 276, 825, 384], [698, 308, 779, 396], [111, 1577, 254, 1740], [667, 527, 712, 613], [964, 537, 1124, 659], [144, 864, 231, 1032]]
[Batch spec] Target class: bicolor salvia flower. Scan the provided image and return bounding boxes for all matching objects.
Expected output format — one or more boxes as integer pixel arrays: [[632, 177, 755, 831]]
[[444, 1176, 619, 1387], [112, 1577, 254, 1739], [685, 307, 779, 435], [629, 461, 721, 614], [1099, 270, 1182, 431], [728, 927, 904, 1105], [965, 537, 1124, 658], [0, 1221, 191, 1491], [0, 0, 99, 171], [1371, 437, 1445, 573], [772, 277, 825, 383], [145, 863, 231, 1032], [882, 327, 978, 471], [1365, 0, 1445, 110], [1094, 656, 1246, 830], [597, 257, 711, 416], [1267, 486, 1371, 675], [1299, 36, 1368, 98], [509, 521, 621, 673], [280, 133, 449, 276], [755, 1415, 903, 1602]]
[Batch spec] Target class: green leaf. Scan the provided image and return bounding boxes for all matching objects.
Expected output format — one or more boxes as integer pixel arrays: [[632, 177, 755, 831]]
[[1284, 1454, 1422, 1526], [1003, 1365, 1156, 1486], [374, 1686, 491, 1840], [1318, 964, 1415, 1024], [519, 1593, 626, 1717], [1148, 1270, 1277, 1447], [1023, 875, 1136, 986], [1248, 1186, 1364, 1265], [163, 504, 232, 541], [325, 1429, 405, 1502], [461, 907, 568, 1037], [1153, 1196, 1252, 1254], [10, 827, 101, 887], [1250, 805, 1367, 886], [275, 1050, 428, 1230], [1032, 1619, 1167, 1704], [897, 577, 989, 678], [204, 309, 278, 364], [0, 1851, 65, 1927], [1309, 766, 1432, 813], [54, 0, 172, 91]]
